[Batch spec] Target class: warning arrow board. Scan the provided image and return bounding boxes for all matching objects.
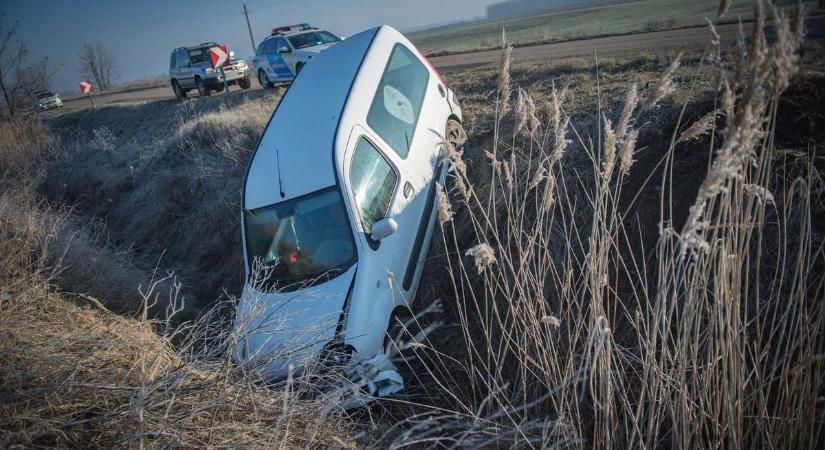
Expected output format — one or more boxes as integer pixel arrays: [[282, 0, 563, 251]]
[[209, 45, 230, 68], [79, 80, 93, 94]]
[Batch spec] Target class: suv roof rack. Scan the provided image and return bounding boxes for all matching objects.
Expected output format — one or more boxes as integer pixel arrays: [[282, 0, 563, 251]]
[[271, 23, 313, 36]]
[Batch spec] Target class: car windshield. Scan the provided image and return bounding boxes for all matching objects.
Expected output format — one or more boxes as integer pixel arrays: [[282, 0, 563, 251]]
[[244, 187, 356, 290], [188, 47, 209, 64], [288, 31, 339, 49], [37, 92, 55, 99]]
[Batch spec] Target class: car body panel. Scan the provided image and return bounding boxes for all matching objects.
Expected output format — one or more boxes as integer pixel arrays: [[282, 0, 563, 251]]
[[244, 27, 378, 211], [237, 25, 462, 376], [233, 265, 357, 377]]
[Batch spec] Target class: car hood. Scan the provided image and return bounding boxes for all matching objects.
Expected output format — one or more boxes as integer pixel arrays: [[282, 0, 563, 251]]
[[232, 264, 356, 376]]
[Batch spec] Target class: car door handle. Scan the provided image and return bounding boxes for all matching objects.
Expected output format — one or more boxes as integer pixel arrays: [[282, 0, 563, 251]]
[[403, 181, 414, 199]]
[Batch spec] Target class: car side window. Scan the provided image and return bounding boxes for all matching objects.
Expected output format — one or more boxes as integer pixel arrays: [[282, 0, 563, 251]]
[[170, 51, 176, 69], [350, 137, 397, 234], [256, 41, 265, 56], [366, 44, 430, 159], [176, 49, 189, 68], [276, 38, 289, 52], [263, 39, 273, 54]]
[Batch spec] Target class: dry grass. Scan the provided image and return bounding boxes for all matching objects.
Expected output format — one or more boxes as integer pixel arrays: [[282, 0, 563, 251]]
[[2, 1, 824, 448], [391, 1, 824, 448]]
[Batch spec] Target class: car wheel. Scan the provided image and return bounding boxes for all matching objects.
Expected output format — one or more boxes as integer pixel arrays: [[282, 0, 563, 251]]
[[384, 309, 423, 389], [172, 80, 187, 100], [446, 119, 467, 154], [295, 62, 305, 75], [238, 77, 251, 90], [258, 70, 272, 89], [196, 77, 210, 97]]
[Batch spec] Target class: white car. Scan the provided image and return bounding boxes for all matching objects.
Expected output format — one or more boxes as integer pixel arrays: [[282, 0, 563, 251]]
[[234, 25, 464, 390], [253, 23, 342, 88], [34, 91, 63, 111]]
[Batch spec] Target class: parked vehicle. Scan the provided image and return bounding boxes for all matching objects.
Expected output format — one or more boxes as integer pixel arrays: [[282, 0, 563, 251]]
[[234, 25, 464, 392], [169, 42, 251, 100], [34, 91, 63, 111], [253, 23, 342, 88]]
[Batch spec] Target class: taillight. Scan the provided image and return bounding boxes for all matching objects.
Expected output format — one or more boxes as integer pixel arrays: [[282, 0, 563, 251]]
[[419, 50, 445, 86]]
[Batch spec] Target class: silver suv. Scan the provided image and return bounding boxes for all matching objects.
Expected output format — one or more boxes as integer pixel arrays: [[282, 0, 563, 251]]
[[169, 42, 251, 100], [34, 90, 63, 111]]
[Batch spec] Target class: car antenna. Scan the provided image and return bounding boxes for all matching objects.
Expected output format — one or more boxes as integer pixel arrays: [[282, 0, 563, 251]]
[[275, 147, 285, 198]]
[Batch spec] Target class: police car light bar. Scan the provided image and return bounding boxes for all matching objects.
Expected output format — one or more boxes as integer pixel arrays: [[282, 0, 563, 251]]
[[271, 23, 313, 35]]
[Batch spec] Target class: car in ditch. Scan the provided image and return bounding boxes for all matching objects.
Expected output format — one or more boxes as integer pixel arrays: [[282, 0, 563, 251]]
[[34, 90, 63, 111], [234, 25, 465, 395], [169, 42, 251, 99], [253, 23, 342, 88]]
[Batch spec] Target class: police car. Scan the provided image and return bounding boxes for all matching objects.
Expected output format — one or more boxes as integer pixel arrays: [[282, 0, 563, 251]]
[[234, 25, 465, 395], [253, 23, 342, 88]]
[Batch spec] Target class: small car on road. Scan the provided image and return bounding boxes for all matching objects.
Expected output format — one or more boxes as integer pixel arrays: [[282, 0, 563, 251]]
[[234, 25, 465, 389], [169, 42, 251, 99], [34, 91, 63, 111], [253, 23, 342, 88]]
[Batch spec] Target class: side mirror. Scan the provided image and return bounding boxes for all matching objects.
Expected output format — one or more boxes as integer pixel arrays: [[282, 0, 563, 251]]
[[229, 50, 235, 58], [371, 217, 398, 241], [278, 46, 291, 53]]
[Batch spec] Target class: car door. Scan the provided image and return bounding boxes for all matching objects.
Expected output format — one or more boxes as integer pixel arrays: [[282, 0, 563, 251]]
[[364, 42, 443, 294], [272, 38, 295, 80], [344, 126, 421, 305], [177, 49, 194, 88]]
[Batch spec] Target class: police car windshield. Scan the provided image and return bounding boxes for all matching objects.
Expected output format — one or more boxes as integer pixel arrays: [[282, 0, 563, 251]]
[[244, 186, 356, 290], [288, 31, 339, 49]]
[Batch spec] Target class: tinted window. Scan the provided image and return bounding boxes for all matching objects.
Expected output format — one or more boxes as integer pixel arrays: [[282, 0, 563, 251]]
[[288, 31, 339, 49], [350, 138, 397, 233], [188, 47, 209, 64], [275, 38, 289, 52], [170, 51, 176, 69], [176, 49, 189, 68], [367, 44, 430, 159], [256, 41, 265, 56]]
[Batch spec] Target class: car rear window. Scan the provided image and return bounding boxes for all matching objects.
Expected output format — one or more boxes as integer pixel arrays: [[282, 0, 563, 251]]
[[366, 44, 430, 159]]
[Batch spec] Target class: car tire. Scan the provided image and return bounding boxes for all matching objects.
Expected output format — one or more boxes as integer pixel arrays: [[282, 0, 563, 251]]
[[295, 62, 305, 75], [238, 77, 251, 90], [384, 309, 422, 389], [258, 70, 272, 89], [196, 77, 211, 97], [172, 80, 187, 100], [446, 119, 467, 154]]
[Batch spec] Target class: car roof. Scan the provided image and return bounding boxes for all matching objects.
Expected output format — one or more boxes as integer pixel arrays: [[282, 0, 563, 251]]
[[183, 42, 217, 51], [244, 26, 380, 210]]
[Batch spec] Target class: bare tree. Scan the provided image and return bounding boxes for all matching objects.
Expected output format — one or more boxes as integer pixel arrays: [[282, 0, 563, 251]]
[[78, 42, 116, 91], [0, 20, 53, 118]]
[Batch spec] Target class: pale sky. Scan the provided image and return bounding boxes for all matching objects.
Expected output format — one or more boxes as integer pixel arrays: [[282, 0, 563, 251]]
[[3, 0, 497, 92]]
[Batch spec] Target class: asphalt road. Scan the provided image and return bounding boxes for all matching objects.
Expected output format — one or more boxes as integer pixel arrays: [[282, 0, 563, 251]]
[[48, 16, 824, 115], [431, 16, 825, 72]]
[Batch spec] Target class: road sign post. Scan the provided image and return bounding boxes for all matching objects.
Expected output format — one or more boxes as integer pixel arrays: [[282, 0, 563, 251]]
[[209, 45, 231, 95], [79, 80, 95, 108]]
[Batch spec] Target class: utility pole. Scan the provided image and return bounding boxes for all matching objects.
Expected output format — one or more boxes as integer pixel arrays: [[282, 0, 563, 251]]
[[243, 4, 256, 54]]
